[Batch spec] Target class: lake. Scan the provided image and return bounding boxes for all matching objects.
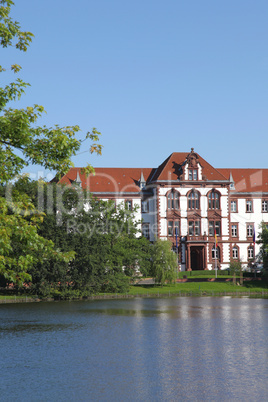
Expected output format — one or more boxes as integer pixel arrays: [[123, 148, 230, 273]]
[[0, 297, 267, 401]]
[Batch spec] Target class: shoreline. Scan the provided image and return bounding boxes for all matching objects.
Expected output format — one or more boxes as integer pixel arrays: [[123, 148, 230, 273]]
[[1, 290, 268, 304]]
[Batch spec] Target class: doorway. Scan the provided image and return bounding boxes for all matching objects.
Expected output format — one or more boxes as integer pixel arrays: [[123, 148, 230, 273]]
[[190, 246, 204, 270]]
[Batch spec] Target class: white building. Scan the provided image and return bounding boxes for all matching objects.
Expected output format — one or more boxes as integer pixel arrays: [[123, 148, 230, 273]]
[[58, 149, 268, 271]]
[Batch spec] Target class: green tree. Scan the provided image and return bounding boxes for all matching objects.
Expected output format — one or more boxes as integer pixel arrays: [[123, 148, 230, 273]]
[[151, 239, 177, 286], [258, 223, 268, 265], [10, 180, 152, 295], [228, 259, 243, 285], [56, 197, 152, 294], [0, 1, 102, 285], [258, 223, 268, 280]]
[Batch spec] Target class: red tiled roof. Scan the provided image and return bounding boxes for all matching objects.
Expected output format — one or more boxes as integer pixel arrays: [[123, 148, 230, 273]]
[[151, 152, 228, 182], [218, 168, 268, 193], [59, 167, 153, 194], [56, 153, 268, 195]]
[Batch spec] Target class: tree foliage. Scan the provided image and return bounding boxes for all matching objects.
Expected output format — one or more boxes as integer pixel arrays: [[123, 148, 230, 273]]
[[229, 259, 242, 276], [18, 180, 152, 296], [0, 1, 102, 284], [151, 239, 177, 286], [258, 223, 268, 264], [257, 223, 268, 279], [0, 0, 102, 181]]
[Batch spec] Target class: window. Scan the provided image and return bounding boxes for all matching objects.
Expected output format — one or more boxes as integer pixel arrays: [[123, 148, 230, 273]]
[[262, 200, 268, 212], [248, 246, 254, 259], [246, 200, 253, 212], [209, 221, 221, 236], [232, 246, 238, 259], [168, 221, 180, 237], [174, 221, 180, 237], [188, 220, 200, 236], [142, 223, 150, 239], [247, 224, 254, 237], [167, 191, 179, 210], [189, 169, 198, 180], [188, 190, 200, 210], [231, 224, 238, 237], [141, 200, 148, 213], [125, 200, 132, 210], [168, 221, 173, 236], [231, 200, 237, 212], [208, 191, 220, 209], [140, 181, 146, 190], [212, 246, 219, 259]]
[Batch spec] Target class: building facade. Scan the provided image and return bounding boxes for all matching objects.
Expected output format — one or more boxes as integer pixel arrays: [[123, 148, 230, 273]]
[[58, 149, 268, 271]]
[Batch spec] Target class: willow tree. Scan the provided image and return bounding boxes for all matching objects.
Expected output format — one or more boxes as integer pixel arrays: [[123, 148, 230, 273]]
[[151, 239, 177, 286], [0, 0, 102, 285]]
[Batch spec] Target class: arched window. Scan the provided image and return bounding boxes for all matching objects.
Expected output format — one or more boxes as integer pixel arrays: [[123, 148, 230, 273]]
[[167, 191, 179, 210], [212, 246, 220, 260], [208, 191, 220, 209], [232, 246, 238, 259], [188, 190, 200, 210]]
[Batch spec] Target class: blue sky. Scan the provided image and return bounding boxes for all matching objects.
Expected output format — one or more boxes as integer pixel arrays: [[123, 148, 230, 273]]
[[4, 0, 268, 178]]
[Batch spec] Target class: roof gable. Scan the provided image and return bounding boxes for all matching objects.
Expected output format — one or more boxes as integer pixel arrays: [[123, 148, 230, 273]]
[[150, 151, 228, 182]]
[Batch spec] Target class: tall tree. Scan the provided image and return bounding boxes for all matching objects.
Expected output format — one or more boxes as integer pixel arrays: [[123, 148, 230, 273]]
[[19, 181, 152, 295], [0, 1, 102, 284], [151, 239, 177, 286], [258, 223, 268, 279]]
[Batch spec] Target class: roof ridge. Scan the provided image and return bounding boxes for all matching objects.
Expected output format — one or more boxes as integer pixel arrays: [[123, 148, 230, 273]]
[[195, 153, 229, 180], [148, 153, 173, 182]]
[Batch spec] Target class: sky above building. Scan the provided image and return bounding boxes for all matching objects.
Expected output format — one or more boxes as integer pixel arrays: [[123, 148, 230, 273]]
[[4, 0, 268, 180]]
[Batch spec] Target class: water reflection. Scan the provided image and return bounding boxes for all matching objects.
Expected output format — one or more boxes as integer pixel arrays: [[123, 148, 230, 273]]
[[0, 297, 267, 401]]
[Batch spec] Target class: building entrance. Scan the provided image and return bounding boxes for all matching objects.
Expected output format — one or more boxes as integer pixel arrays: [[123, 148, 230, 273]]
[[190, 246, 204, 270]]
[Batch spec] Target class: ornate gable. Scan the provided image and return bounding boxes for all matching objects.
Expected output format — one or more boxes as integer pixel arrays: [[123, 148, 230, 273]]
[[187, 211, 202, 219], [167, 210, 181, 219], [185, 148, 203, 181], [186, 148, 199, 167], [207, 210, 222, 219]]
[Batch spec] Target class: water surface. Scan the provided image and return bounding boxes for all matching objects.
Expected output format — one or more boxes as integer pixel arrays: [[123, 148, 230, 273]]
[[0, 297, 267, 401]]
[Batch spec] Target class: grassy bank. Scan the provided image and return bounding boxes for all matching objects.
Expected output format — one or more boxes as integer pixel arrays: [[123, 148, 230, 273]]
[[177, 270, 262, 279], [0, 294, 39, 303], [128, 280, 268, 297], [1, 279, 268, 303]]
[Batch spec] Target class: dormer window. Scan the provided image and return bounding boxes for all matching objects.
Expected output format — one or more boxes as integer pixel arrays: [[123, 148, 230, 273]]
[[189, 169, 198, 181], [185, 149, 201, 181]]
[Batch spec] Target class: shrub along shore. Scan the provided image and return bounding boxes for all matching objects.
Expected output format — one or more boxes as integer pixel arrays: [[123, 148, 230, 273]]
[[1, 277, 268, 303]]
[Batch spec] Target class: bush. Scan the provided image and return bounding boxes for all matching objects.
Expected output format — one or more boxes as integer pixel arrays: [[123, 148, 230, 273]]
[[229, 260, 242, 276], [261, 268, 268, 281], [101, 273, 130, 293]]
